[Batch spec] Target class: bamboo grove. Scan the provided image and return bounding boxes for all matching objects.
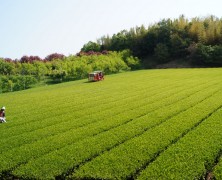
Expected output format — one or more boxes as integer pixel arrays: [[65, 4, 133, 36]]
[[82, 15, 222, 66]]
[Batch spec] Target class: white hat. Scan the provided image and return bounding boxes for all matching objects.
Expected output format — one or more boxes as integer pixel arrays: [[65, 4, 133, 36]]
[[1, 106, 5, 110]]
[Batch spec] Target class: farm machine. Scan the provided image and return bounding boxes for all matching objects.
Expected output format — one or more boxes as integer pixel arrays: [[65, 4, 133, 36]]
[[88, 71, 104, 82]]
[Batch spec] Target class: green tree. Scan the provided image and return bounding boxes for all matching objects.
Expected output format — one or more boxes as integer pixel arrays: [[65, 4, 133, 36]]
[[0, 59, 15, 75], [19, 63, 35, 75], [154, 43, 170, 63], [7, 79, 14, 92], [170, 33, 188, 57], [33, 61, 48, 81], [193, 44, 214, 64], [81, 41, 101, 52], [212, 45, 222, 65]]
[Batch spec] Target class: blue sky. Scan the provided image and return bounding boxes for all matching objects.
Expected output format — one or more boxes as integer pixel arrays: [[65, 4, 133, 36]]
[[1, 0, 222, 59]]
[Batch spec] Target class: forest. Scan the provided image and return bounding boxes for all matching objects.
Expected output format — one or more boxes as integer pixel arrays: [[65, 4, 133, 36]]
[[82, 15, 222, 67]]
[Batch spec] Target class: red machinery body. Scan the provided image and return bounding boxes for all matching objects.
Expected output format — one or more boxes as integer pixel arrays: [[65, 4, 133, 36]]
[[88, 71, 104, 82]]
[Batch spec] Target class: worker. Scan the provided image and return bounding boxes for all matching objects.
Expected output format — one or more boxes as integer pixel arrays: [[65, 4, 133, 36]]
[[0, 106, 6, 123]]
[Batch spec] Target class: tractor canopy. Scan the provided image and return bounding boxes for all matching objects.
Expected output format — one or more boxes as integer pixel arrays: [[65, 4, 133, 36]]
[[88, 71, 104, 82]]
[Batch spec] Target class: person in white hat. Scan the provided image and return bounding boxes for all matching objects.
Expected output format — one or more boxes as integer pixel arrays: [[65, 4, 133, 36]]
[[0, 106, 6, 123]]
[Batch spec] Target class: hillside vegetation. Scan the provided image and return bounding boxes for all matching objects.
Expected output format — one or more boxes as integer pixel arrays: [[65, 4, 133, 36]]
[[0, 50, 139, 93], [82, 15, 222, 67], [1, 68, 222, 179]]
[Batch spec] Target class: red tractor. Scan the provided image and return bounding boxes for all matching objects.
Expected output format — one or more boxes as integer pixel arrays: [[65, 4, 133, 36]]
[[88, 71, 104, 82]]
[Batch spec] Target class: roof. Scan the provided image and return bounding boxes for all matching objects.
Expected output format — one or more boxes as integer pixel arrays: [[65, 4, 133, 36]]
[[93, 71, 103, 73], [89, 71, 103, 74]]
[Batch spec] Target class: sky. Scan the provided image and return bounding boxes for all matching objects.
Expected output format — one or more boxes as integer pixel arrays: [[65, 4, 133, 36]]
[[1, 0, 222, 59]]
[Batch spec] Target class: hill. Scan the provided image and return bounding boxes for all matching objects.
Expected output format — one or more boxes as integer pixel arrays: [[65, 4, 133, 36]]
[[82, 15, 222, 67], [1, 69, 222, 179]]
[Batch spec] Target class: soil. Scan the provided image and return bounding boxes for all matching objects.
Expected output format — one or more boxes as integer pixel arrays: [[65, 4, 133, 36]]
[[141, 57, 207, 69], [206, 172, 214, 180], [155, 59, 194, 69]]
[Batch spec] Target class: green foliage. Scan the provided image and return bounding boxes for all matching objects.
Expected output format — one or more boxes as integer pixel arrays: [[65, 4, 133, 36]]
[[195, 44, 214, 64], [0, 75, 37, 92], [81, 41, 101, 52], [154, 43, 170, 63], [190, 44, 222, 65], [74, 83, 222, 179], [0, 51, 138, 93], [125, 56, 141, 70], [212, 45, 222, 64], [0, 59, 15, 75], [170, 33, 188, 57], [88, 15, 222, 66], [0, 69, 222, 179], [138, 103, 222, 180], [119, 49, 141, 70], [32, 61, 48, 81], [214, 155, 222, 179], [64, 52, 131, 77]]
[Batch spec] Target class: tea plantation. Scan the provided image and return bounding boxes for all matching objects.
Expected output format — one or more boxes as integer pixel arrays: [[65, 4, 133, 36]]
[[1, 68, 222, 179]]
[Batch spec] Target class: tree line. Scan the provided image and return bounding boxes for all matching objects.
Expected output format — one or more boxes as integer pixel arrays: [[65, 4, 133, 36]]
[[81, 15, 222, 66], [0, 51, 140, 93]]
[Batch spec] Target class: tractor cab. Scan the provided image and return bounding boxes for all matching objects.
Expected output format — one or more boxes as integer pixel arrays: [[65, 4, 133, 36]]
[[88, 71, 104, 82]]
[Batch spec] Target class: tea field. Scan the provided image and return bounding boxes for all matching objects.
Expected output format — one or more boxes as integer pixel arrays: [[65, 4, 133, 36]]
[[1, 68, 222, 179]]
